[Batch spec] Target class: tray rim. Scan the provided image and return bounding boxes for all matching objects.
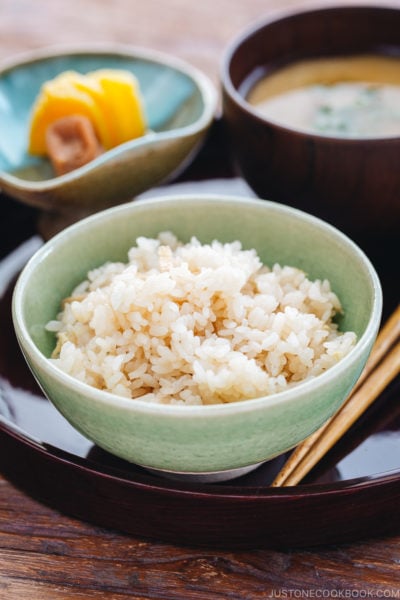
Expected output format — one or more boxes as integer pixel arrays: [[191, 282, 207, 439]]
[[2, 417, 400, 549]]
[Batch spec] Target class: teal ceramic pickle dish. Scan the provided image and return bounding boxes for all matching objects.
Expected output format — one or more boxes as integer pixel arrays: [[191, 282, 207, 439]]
[[0, 46, 217, 226], [12, 195, 382, 481]]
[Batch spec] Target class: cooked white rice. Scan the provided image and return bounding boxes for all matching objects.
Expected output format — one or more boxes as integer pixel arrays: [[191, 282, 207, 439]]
[[46, 232, 356, 405]]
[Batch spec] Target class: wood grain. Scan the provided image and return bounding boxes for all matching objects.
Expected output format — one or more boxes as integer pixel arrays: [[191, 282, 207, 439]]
[[2, 0, 397, 85], [1, 0, 400, 596]]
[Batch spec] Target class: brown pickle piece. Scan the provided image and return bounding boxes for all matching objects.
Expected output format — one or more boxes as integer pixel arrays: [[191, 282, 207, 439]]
[[45, 114, 103, 176]]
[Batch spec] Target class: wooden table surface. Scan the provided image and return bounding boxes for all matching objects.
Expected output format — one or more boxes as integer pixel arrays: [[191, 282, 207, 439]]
[[1, 0, 400, 597]]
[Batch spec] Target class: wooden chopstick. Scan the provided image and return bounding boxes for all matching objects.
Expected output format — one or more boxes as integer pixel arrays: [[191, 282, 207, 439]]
[[271, 304, 400, 487]]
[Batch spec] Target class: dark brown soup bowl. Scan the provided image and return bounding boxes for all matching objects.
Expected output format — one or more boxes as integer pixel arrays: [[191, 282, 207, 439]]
[[221, 5, 400, 236]]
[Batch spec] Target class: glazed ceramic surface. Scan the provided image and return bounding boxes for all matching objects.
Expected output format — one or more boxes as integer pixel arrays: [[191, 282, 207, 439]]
[[221, 5, 400, 236], [0, 46, 216, 214], [12, 195, 382, 474]]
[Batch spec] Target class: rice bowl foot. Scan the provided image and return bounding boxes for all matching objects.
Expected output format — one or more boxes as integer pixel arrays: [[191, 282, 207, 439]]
[[143, 460, 266, 482]]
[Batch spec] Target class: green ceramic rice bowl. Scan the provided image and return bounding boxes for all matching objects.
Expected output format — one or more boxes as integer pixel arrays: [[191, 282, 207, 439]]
[[12, 195, 382, 480]]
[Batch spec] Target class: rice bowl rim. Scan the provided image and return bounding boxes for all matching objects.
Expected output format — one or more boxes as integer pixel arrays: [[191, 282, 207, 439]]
[[12, 194, 383, 418]]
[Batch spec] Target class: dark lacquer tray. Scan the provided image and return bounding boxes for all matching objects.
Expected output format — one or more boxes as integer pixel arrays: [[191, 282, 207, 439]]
[[1, 128, 399, 549]]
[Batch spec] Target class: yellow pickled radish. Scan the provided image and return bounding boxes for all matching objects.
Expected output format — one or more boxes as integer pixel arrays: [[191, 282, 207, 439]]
[[28, 69, 147, 155], [88, 70, 147, 146]]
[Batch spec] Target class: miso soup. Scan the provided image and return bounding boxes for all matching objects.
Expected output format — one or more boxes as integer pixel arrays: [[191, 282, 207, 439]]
[[247, 55, 400, 138]]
